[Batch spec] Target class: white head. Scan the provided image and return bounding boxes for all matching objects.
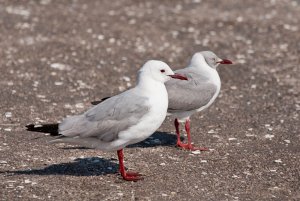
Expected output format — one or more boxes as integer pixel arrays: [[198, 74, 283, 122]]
[[190, 51, 233, 69], [138, 60, 187, 83]]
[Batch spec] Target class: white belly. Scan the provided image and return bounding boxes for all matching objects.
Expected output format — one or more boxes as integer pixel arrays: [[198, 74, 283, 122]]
[[118, 87, 168, 146], [196, 81, 221, 112]]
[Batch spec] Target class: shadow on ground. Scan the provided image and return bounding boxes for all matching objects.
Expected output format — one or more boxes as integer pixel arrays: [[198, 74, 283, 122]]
[[129, 131, 179, 148], [12, 125, 181, 177], [3, 130, 180, 177], [2, 157, 119, 176]]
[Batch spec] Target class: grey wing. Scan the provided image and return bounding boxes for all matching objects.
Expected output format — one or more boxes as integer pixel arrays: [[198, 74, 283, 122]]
[[58, 90, 150, 142], [166, 69, 217, 112]]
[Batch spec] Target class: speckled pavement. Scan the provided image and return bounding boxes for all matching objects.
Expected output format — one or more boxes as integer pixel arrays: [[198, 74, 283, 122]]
[[0, 0, 299, 200]]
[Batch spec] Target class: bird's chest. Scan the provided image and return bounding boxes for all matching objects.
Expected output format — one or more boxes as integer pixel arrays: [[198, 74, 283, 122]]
[[147, 94, 168, 124], [197, 73, 221, 112], [209, 73, 221, 100], [130, 89, 168, 142]]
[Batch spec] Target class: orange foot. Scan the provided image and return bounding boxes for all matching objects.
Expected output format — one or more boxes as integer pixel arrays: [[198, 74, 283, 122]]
[[122, 172, 143, 181]]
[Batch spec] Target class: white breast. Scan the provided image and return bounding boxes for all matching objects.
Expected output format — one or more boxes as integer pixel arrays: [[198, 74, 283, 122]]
[[196, 69, 221, 112], [118, 83, 168, 145]]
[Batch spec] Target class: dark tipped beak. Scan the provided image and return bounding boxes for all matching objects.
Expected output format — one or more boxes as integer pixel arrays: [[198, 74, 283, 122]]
[[217, 59, 233, 65], [168, 73, 188, 80]]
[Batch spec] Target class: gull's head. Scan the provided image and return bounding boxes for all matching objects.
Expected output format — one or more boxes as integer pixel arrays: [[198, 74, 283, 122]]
[[139, 60, 188, 83], [191, 51, 233, 69]]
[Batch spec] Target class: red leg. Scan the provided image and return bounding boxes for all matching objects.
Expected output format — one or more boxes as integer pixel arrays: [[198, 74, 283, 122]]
[[184, 119, 209, 151], [175, 118, 192, 149], [175, 119, 209, 151], [117, 149, 143, 181], [175, 119, 184, 147]]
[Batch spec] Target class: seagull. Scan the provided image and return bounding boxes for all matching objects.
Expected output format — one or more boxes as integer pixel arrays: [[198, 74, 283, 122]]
[[49, 60, 187, 181], [165, 51, 233, 151]]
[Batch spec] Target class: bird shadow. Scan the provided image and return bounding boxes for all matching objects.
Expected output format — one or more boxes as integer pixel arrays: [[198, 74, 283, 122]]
[[25, 123, 182, 149], [13, 125, 182, 177], [1, 157, 119, 177], [129, 131, 179, 148]]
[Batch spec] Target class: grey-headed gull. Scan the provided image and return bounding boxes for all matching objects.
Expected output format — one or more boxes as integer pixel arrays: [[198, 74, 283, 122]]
[[50, 60, 187, 181], [165, 51, 232, 151]]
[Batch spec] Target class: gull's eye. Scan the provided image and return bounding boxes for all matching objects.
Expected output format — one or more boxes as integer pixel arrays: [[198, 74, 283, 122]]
[[160, 69, 165, 73]]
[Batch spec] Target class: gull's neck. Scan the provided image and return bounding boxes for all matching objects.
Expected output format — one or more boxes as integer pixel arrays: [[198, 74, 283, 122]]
[[188, 56, 218, 77], [136, 74, 166, 96]]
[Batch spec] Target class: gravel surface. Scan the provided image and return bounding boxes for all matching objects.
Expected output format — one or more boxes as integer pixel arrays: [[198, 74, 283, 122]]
[[0, 0, 299, 200]]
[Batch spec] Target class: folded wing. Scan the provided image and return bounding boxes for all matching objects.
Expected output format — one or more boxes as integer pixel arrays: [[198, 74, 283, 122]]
[[58, 89, 150, 143], [166, 68, 217, 113]]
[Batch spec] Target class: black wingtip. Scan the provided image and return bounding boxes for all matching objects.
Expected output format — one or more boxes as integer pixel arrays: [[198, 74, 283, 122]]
[[26, 124, 35, 130], [26, 123, 60, 136], [91, 97, 111, 105], [91, 101, 102, 105]]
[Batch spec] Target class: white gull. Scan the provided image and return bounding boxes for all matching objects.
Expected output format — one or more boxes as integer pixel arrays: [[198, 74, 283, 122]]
[[51, 60, 187, 181]]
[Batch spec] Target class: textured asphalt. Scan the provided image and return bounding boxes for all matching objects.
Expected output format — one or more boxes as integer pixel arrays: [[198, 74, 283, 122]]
[[0, 0, 300, 200]]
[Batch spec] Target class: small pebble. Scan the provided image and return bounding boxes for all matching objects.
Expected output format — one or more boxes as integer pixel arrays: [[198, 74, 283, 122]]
[[265, 134, 274, 139], [109, 38, 115, 43], [5, 112, 12, 118], [7, 180, 16, 183], [245, 134, 255, 137], [98, 35, 104, 40], [54, 81, 63, 86], [24, 179, 31, 184], [191, 150, 201, 154], [75, 103, 84, 109], [122, 76, 131, 82], [36, 94, 46, 99], [50, 63, 71, 71], [274, 159, 282, 163]]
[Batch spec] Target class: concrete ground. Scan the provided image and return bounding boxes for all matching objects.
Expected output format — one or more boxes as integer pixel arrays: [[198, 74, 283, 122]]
[[0, 0, 299, 200]]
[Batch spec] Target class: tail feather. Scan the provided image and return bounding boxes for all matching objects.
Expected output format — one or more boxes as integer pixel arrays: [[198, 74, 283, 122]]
[[26, 123, 59, 136], [90, 97, 111, 105], [58, 115, 86, 137]]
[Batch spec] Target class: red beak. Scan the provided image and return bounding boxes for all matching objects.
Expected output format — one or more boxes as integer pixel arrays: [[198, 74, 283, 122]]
[[217, 59, 233, 64], [169, 73, 188, 80]]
